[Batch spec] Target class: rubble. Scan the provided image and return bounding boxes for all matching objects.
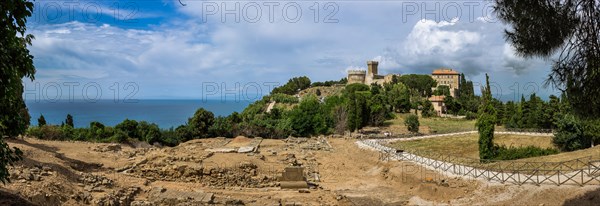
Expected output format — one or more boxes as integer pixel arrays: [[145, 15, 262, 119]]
[[95, 187, 140, 206], [10, 165, 54, 182], [93, 144, 122, 152]]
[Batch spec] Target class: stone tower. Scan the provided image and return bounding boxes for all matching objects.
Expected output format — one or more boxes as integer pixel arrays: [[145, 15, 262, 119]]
[[367, 61, 379, 76]]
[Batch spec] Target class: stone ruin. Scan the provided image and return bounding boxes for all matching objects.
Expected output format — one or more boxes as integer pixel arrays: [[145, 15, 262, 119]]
[[279, 166, 308, 189]]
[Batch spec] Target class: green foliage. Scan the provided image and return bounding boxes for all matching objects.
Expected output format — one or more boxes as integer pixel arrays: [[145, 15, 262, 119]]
[[495, 0, 600, 118], [271, 76, 311, 95], [503, 93, 564, 130], [288, 95, 327, 136], [37, 115, 46, 126], [368, 94, 389, 126], [187, 108, 215, 139], [389, 83, 411, 113], [398, 74, 437, 97], [443, 96, 461, 115], [209, 116, 233, 138], [477, 74, 497, 161], [270, 93, 298, 104], [421, 100, 436, 118], [310, 77, 346, 87], [433, 85, 451, 96], [492, 145, 559, 161], [0, 136, 23, 184], [137, 121, 161, 144], [553, 114, 587, 151], [465, 111, 477, 120], [404, 114, 420, 133], [65, 114, 74, 127], [115, 119, 139, 139], [0, 0, 35, 184]]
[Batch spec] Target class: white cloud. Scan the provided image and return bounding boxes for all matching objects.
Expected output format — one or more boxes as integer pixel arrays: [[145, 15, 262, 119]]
[[404, 18, 480, 56]]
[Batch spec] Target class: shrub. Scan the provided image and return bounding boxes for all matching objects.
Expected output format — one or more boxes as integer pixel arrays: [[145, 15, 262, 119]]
[[209, 116, 233, 138], [26, 125, 64, 140], [270, 93, 298, 104], [465, 111, 477, 120], [115, 119, 139, 139], [37, 115, 46, 126], [553, 114, 587, 151], [404, 114, 420, 133], [187, 108, 215, 139], [65, 114, 74, 127], [492, 145, 559, 160], [421, 100, 436, 118], [110, 130, 128, 143]]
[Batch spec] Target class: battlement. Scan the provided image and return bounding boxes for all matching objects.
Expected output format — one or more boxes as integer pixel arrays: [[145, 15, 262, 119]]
[[348, 70, 366, 75]]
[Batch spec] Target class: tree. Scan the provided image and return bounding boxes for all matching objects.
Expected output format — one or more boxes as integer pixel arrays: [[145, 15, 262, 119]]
[[115, 119, 139, 139], [271, 76, 311, 95], [404, 114, 420, 133], [433, 85, 451, 96], [495, 0, 600, 118], [554, 114, 585, 151], [288, 95, 327, 136], [137, 121, 161, 144], [0, 0, 35, 183], [389, 83, 411, 113], [476, 74, 497, 161], [209, 116, 233, 138], [65, 114, 74, 127], [187, 108, 215, 139], [443, 96, 461, 115], [398, 74, 437, 97], [421, 100, 436, 118], [38, 115, 46, 127]]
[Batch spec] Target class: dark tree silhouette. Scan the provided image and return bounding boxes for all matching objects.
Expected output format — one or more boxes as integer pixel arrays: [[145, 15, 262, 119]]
[[495, 0, 600, 118]]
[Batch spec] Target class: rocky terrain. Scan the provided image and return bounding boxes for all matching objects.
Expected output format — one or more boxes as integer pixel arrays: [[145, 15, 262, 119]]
[[1, 136, 600, 206]]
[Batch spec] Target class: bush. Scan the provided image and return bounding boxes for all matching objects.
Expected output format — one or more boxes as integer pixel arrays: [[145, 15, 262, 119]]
[[115, 119, 139, 139], [37, 115, 46, 126], [270, 93, 298, 104], [404, 115, 419, 133], [492, 145, 559, 160], [465, 111, 477, 120], [187, 108, 215, 139], [421, 100, 436, 118], [553, 115, 588, 151], [26, 126, 63, 140]]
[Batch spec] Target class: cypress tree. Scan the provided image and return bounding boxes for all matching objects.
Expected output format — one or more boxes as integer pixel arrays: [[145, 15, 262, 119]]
[[476, 74, 497, 161]]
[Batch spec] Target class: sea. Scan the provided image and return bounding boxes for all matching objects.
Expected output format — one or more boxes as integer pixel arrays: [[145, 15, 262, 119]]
[[26, 99, 251, 129]]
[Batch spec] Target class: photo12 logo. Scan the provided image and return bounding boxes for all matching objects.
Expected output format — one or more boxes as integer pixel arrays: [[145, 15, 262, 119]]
[[23, 81, 139, 103], [198, 1, 339, 23], [201, 82, 280, 103], [29, 0, 140, 23]]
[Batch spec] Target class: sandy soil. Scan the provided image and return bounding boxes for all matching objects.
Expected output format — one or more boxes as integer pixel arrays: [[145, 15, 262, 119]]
[[1, 136, 599, 206]]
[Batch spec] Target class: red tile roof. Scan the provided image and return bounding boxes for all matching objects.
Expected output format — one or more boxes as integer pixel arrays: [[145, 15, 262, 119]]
[[428, 95, 446, 102], [432, 68, 459, 75]]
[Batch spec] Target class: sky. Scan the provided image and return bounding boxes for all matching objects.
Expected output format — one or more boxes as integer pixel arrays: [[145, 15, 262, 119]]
[[22, 0, 561, 103]]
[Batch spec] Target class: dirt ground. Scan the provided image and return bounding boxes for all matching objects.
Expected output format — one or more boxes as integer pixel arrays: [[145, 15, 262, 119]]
[[2, 136, 600, 206]]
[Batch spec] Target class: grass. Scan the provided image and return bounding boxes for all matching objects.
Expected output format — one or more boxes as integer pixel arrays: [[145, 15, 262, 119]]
[[390, 133, 556, 159], [385, 113, 476, 134], [387, 133, 585, 172]]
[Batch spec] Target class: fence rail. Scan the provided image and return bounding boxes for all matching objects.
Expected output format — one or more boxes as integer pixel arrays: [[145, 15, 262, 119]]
[[356, 131, 600, 186]]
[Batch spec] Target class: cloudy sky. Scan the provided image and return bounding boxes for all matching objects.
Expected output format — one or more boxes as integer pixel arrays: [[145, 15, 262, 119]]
[[23, 0, 560, 102]]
